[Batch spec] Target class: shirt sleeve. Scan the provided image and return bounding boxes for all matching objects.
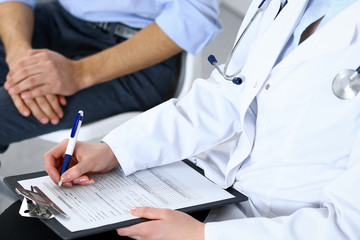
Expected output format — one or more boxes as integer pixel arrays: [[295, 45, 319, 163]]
[[0, 0, 36, 8], [204, 130, 360, 240], [155, 0, 222, 55]]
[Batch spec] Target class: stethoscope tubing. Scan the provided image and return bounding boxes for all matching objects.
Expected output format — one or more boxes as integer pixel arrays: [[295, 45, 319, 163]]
[[208, 0, 268, 85]]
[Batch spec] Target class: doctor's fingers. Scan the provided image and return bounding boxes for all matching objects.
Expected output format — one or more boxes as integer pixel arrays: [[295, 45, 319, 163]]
[[61, 142, 121, 183], [125, 207, 205, 240], [44, 139, 69, 183], [71, 175, 94, 186], [117, 221, 159, 240], [131, 207, 170, 220], [60, 158, 96, 185], [59, 143, 100, 182], [117, 218, 179, 240], [117, 208, 182, 240]]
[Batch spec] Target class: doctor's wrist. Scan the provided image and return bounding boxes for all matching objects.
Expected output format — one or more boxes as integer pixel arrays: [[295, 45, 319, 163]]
[[100, 142, 120, 172]]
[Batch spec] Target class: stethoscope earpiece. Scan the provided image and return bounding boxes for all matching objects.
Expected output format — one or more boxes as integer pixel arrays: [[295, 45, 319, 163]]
[[232, 77, 243, 85], [208, 55, 217, 65]]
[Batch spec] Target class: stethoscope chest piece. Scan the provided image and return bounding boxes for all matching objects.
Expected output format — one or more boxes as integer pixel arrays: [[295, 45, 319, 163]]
[[332, 67, 360, 100]]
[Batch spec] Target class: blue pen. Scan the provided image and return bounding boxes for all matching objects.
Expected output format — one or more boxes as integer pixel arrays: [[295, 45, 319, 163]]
[[58, 110, 84, 186]]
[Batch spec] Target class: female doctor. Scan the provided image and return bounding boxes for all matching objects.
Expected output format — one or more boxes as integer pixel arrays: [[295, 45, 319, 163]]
[[43, 0, 360, 239]]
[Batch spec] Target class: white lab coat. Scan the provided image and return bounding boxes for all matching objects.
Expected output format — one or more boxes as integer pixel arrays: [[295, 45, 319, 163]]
[[103, 0, 360, 239]]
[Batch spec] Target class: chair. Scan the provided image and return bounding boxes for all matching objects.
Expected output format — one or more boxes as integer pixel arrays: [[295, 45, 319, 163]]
[[39, 51, 195, 142]]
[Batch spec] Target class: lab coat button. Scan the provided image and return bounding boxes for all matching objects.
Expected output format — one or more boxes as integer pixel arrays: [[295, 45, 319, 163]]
[[265, 84, 270, 90]]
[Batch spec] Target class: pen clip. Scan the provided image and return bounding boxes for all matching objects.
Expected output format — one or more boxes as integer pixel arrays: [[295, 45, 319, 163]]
[[70, 112, 83, 138]]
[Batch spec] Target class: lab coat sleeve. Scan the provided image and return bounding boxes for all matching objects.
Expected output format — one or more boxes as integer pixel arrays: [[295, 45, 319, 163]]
[[102, 71, 242, 176], [205, 130, 360, 240]]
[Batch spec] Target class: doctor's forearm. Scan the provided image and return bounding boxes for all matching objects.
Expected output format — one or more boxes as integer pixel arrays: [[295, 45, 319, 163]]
[[73, 22, 183, 90], [0, 2, 34, 67]]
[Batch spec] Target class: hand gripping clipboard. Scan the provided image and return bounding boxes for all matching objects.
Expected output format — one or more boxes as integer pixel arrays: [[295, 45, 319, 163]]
[[4, 160, 248, 240]]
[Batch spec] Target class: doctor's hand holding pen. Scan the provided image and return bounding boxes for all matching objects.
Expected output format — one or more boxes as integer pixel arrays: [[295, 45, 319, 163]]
[[43, 140, 205, 240], [43, 141, 119, 187]]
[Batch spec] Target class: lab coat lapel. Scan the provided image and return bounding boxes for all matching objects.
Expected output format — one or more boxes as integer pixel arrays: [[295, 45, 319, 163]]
[[236, 0, 308, 118], [235, 0, 281, 39], [257, 0, 282, 36], [274, 1, 359, 71], [226, 0, 282, 74], [225, 0, 309, 186], [240, 0, 283, 39]]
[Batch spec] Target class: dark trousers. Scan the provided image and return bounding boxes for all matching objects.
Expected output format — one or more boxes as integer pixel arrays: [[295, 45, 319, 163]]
[[0, 201, 130, 240], [0, 200, 209, 239], [0, 1, 179, 153]]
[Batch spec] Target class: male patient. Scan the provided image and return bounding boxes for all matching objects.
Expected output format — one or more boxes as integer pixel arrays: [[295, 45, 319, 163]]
[[0, 0, 222, 153]]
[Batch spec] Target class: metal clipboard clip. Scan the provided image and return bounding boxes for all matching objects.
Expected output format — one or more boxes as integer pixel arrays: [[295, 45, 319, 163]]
[[15, 186, 69, 219]]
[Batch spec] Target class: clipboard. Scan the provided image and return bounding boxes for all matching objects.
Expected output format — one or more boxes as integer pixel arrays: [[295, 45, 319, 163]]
[[4, 160, 247, 240]]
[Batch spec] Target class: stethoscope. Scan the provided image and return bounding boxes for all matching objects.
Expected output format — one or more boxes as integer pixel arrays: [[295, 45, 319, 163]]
[[332, 67, 360, 100], [208, 0, 360, 100], [207, 0, 275, 85]]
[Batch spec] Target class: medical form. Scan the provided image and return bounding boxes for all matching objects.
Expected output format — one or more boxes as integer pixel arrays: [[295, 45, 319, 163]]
[[18, 161, 236, 232]]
